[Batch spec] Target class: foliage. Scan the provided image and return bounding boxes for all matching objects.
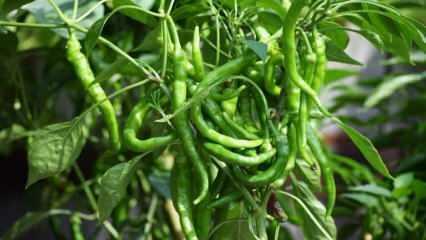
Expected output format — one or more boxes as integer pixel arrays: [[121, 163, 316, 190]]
[[0, 0, 424, 239]]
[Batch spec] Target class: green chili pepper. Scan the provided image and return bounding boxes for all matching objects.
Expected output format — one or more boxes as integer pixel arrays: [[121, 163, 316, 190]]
[[282, 0, 328, 116], [203, 98, 236, 137], [211, 85, 247, 101], [123, 99, 175, 152], [171, 150, 198, 240], [66, 32, 121, 151], [170, 25, 209, 204], [192, 26, 205, 82], [192, 104, 263, 148], [70, 214, 85, 240], [312, 29, 327, 93], [222, 112, 260, 140], [264, 56, 282, 96], [188, 82, 237, 137], [194, 187, 211, 240], [194, 55, 255, 95], [307, 125, 336, 217], [233, 132, 290, 186], [284, 124, 299, 174], [204, 142, 276, 167], [208, 191, 242, 209]]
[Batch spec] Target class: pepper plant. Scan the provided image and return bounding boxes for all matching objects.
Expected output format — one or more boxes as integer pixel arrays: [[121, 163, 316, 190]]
[[0, 0, 424, 239]]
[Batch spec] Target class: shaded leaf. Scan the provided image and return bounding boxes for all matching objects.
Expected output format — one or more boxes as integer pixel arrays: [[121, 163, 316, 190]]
[[349, 184, 392, 197], [364, 72, 426, 107], [97, 154, 146, 221], [277, 183, 336, 240], [23, 0, 104, 38], [2, 210, 68, 240], [256, 0, 288, 20], [341, 193, 379, 207], [326, 42, 361, 65], [171, 3, 209, 21], [245, 39, 267, 60], [148, 170, 171, 199], [325, 68, 358, 85], [296, 160, 322, 192], [319, 22, 349, 49], [26, 115, 92, 187], [111, 0, 156, 26]]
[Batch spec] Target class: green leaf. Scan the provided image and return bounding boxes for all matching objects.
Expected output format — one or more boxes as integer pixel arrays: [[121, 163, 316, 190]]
[[326, 42, 362, 65], [324, 68, 358, 85], [26, 115, 92, 187], [319, 22, 349, 50], [1, 0, 33, 14], [392, 172, 414, 197], [341, 193, 379, 207], [2, 212, 49, 240], [277, 183, 336, 240], [2, 210, 69, 240], [85, 4, 143, 55], [23, 0, 104, 38], [97, 154, 146, 221], [257, 11, 282, 34], [148, 170, 171, 199], [245, 40, 267, 60], [171, 2, 209, 21], [132, 25, 162, 52], [335, 119, 392, 179], [364, 72, 426, 107], [296, 160, 322, 192], [256, 0, 288, 20], [412, 179, 426, 200], [112, 0, 156, 26], [349, 184, 392, 197]]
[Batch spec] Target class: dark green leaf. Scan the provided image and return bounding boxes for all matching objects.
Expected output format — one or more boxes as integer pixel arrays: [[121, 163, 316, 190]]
[[97, 154, 145, 221], [245, 40, 267, 60], [23, 0, 104, 38], [326, 42, 361, 65], [171, 3, 209, 21], [132, 25, 162, 52], [112, 0, 156, 26], [1, 0, 33, 14], [336, 120, 392, 179], [412, 179, 426, 200], [257, 11, 282, 34], [2, 210, 68, 240], [148, 170, 171, 199], [26, 115, 93, 187], [256, 0, 288, 20], [319, 22, 349, 50]]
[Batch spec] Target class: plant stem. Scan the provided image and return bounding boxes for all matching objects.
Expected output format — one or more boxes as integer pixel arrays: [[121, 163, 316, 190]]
[[76, 0, 108, 22], [141, 194, 159, 240], [47, 0, 69, 24], [0, 20, 65, 29], [73, 164, 98, 212]]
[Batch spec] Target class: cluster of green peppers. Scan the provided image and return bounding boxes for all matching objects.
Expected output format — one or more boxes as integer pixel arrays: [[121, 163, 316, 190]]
[[65, 1, 336, 239]]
